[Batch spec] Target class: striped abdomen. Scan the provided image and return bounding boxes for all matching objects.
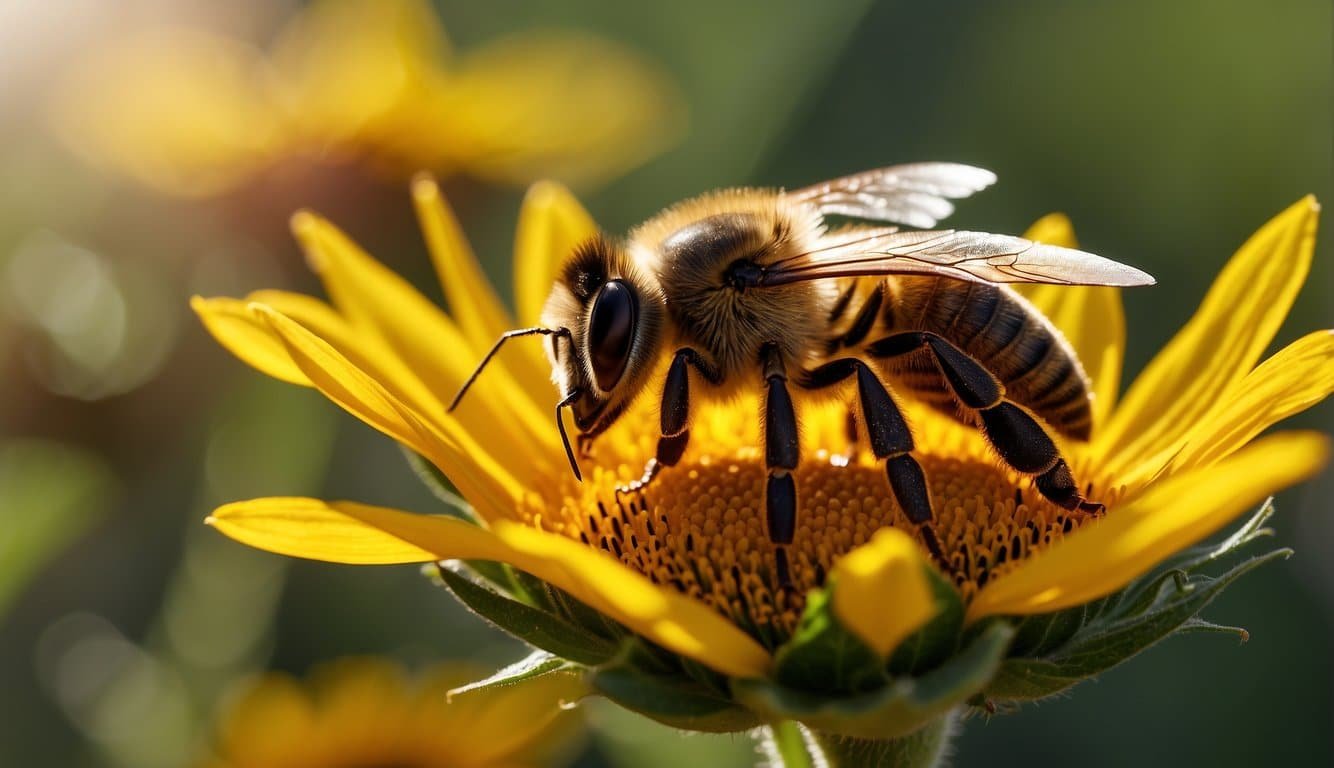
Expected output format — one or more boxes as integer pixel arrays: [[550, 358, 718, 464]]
[[827, 276, 1093, 440]]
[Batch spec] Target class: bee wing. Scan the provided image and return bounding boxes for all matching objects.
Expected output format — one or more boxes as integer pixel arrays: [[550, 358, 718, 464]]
[[760, 229, 1156, 287], [789, 163, 998, 228]]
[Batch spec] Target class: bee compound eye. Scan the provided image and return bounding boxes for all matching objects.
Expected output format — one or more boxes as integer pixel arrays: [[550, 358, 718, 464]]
[[588, 279, 637, 390]]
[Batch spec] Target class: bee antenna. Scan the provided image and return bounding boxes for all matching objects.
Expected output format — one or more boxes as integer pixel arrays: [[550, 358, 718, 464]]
[[555, 390, 583, 482], [449, 327, 569, 412]]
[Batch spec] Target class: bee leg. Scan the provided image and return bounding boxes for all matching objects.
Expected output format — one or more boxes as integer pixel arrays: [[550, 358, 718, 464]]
[[825, 281, 886, 354], [868, 332, 1103, 515], [844, 406, 861, 455], [616, 348, 718, 497], [798, 358, 947, 565], [761, 343, 800, 589], [615, 432, 691, 497]]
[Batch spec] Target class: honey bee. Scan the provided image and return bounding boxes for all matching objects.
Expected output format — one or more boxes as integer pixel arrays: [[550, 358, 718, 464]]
[[452, 163, 1153, 580]]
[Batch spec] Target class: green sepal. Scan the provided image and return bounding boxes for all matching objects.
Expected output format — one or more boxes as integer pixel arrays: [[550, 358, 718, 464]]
[[436, 563, 618, 665], [457, 558, 523, 594], [771, 588, 886, 695], [984, 504, 1289, 702], [771, 563, 966, 697], [400, 447, 475, 521], [590, 638, 762, 733], [543, 582, 631, 644], [888, 564, 966, 676], [1174, 617, 1250, 642], [1166, 497, 1277, 574], [733, 622, 1015, 740], [447, 650, 584, 698]]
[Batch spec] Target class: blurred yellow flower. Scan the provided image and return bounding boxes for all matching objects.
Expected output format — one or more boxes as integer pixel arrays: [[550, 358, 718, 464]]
[[51, 0, 683, 197], [193, 179, 1330, 683], [202, 659, 585, 768]]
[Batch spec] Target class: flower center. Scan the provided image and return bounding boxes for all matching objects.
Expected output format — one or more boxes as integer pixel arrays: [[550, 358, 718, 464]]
[[518, 401, 1121, 646]]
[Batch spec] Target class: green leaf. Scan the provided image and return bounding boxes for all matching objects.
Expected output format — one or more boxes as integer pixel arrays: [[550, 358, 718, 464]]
[[734, 622, 1015, 740], [985, 547, 1288, 701], [772, 589, 886, 695], [0, 439, 114, 614], [591, 640, 762, 733], [437, 563, 618, 665], [447, 650, 583, 697]]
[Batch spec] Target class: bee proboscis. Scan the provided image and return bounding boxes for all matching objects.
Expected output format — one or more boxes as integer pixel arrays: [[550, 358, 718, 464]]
[[453, 163, 1154, 580]]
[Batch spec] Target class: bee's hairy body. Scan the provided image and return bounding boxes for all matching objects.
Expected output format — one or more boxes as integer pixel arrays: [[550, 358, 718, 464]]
[[834, 275, 1092, 440], [633, 191, 836, 391], [455, 162, 1153, 584], [630, 193, 1093, 440]]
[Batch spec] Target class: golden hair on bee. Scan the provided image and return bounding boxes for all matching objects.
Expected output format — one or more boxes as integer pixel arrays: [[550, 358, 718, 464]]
[[628, 188, 835, 382], [454, 162, 1154, 582], [540, 234, 667, 437]]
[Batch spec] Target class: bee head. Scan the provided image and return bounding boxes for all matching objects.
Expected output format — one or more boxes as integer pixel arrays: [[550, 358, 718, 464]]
[[542, 235, 665, 437]]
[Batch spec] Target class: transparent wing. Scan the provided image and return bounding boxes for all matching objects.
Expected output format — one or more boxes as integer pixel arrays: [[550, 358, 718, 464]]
[[760, 229, 1156, 287], [789, 163, 998, 228]]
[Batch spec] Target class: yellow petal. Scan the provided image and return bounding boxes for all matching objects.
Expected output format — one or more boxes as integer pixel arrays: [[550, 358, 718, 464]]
[[209, 497, 771, 679], [49, 28, 282, 197], [202, 290, 499, 494], [254, 306, 522, 520], [269, 0, 449, 147], [489, 521, 771, 678], [829, 528, 939, 658], [434, 665, 585, 765], [197, 292, 443, 423], [967, 431, 1330, 621], [1168, 330, 1334, 473], [514, 181, 598, 328], [435, 32, 684, 187], [410, 175, 512, 348], [1020, 212, 1078, 249], [246, 289, 443, 423], [246, 290, 348, 342], [1097, 197, 1320, 479], [411, 175, 553, 406], [209, 497, 495, 564], [216, 674, 316, 762], [192, 296, 310, 386], [1018, 214, 1126, 431], [290, 210, 558, 463]]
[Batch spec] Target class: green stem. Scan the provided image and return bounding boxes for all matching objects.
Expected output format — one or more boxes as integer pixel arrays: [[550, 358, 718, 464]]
[[805, 714, 957, 768], [761, 721, 815, 768]]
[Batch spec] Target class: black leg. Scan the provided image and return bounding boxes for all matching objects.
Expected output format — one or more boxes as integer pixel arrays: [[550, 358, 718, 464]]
[[1035, 459, 1105, 515], [867, 331, 1102, 514], [825, 282, 886, 354], [760, 344, 801, 588], [799, 357, 946, 564], [844, 406, 860, 453], [616, 349, 719, 498], [761, 347, 799, 538]]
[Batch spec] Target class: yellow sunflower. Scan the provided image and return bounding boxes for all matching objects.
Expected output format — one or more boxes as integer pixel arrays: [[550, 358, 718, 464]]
[[50, 0, 683, 197], [201, 658, 584, 768], [193, 177, 1329, 759]]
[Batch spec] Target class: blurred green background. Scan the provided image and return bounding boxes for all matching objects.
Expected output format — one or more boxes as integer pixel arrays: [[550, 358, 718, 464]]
[[1, 0, 1329, 765]]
